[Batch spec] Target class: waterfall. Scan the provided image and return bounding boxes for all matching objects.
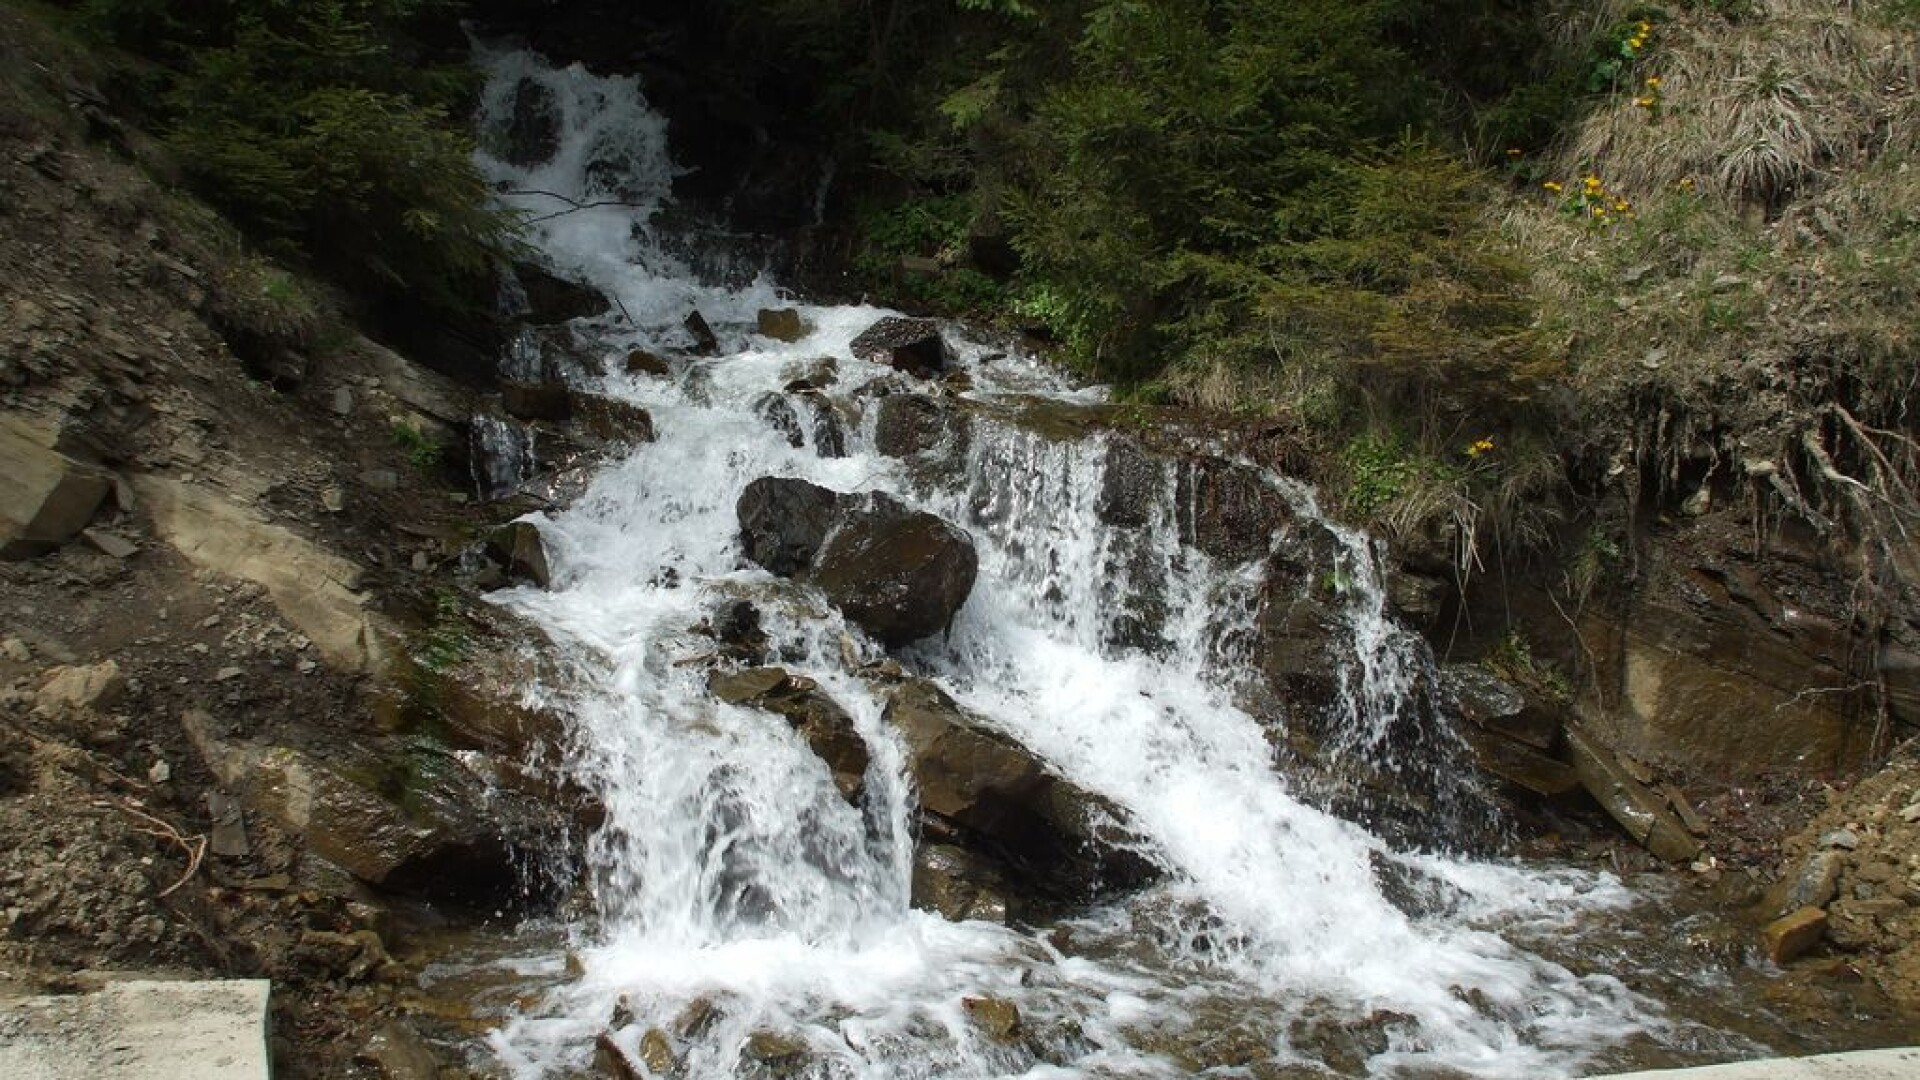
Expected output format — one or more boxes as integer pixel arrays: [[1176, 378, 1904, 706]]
[[469, 47, 1667, 1079]]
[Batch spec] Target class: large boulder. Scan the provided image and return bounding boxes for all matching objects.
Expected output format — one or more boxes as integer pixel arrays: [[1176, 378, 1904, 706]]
[[183, 710, 555, 902], [0, 415, 111, 559], [873, 394, 969, 461], [512, 261, 610, 325], [737, 477, 843, 577], [884, 679, 1155, 897], [736, 480, 978, 646], [810, 493, 977, 646], [850, 317, 950, 379]]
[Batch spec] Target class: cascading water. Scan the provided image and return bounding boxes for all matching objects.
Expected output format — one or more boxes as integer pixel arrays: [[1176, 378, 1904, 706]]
[[464, 47, 1759, 1080]]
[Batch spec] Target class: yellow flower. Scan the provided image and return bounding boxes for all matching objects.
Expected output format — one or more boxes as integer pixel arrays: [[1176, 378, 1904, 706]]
[[1466, 437, 1496, 459], [1634, 96, 1655, 108], [1584, 175, 1602, 192], [1543, 180, 1563, 192], [1646, 76, 1663, 88]]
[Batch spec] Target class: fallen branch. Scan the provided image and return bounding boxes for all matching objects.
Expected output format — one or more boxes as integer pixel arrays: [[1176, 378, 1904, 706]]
[[506, 188, 650, 225]]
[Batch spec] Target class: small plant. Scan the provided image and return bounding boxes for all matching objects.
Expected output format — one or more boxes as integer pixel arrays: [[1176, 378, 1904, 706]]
[[1484, 629, 1573, 702], [1342, 435, 1418, 516], [1542, 173, 1634, 227], [414, 589, 473, 675], [392, 420, 443, 473], [1586, 18, 1654, 93]]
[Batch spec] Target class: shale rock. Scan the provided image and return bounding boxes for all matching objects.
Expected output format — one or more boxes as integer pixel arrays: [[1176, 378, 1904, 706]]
[[1098, 441, 1163, 528], [912, 843, 1012, 923], [0, 414, 111, 559], [1254, 518, 1349, 708], [850, 317, 950, 379], [873, 394, 968, 461], [501, 380, 573, 425], [485, 521, 551, 589], [1566, 724, 1702, 862], [1175, 457, 1287, 562]]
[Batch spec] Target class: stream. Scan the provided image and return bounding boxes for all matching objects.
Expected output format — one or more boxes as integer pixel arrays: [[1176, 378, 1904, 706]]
[[448, 46, 1906, 1079]]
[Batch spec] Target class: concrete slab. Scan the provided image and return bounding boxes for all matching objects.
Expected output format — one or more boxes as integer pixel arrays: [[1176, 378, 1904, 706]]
[[1592, 1046, 1920, 1078], [0, 979, 271, 1080]]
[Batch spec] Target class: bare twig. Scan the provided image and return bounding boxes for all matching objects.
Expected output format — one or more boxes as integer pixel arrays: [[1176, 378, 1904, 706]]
[[506, 188, 649, 225], [96, 798, 207, 898]]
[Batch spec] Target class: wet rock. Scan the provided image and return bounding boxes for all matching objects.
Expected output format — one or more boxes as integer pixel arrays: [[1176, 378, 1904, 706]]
[[798, 394, 846, 459], [684, 309, 720, 356], [355, 1019, 444, 1080], [710, 599, 767, 659], [32, 659, 126, 719], [485, 521, 551, 589], [625, 348, 673, 378], [501, 76, 560, 167], [708, 667, 870, 801], [850, 317, 950, 379], [740, 1030, 810, 1077], [1289, 1010, 1414, 1075], [756, 308, 809, 342], [1175, 457, 1287, 562], [184, 710, 550, 902], [637, 1028, 677, 1075], [912, 843, 1012, 923], [1098, 441, 1163, 528], [501, 380, 573, 425], [783, 358, 837, 391], [873, 394, 961, 460], [1441, 665, 1562, 750], [595, 1031, 643, 1080], [1254, 519, 1349, 706], [1386, 568, 1448, 628], [1454, 723, 1579, 797], [0, 415, 111, 559], [513, 261, 610, 325], [573, 392, 656, 444], [1566, 724, 1702, 862], [885, 679, 1154, 895], [753, 392, 805, 448], [737, 477, 843, 577], [1764, 906, 1828, 965], [963, 996, 1021, 1042], [810, 493, 977, 646], [296, 928, 393, 981]]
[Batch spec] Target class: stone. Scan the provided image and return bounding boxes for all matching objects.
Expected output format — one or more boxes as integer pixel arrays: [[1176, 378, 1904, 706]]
[[572, 392, 656, 444], [885, 679, 1153, 895], [708, 667, 870, 801], [849, 317, 950, 379], [873, 394, 968, 460], [513, 261, 609, 325], [1174, 457, 1288, 562], [355, 1020, 444, 1080], [501, 380, 573, 425], [500, 76, 560, 167], [295, 928, 393, 981], [184, 710, 546, 900], [626, 348, 673, 378], [809, 493, 977, 646], [1763, 906, 1828, 965], [595, 1031, 642, 1080], [206, 790, 249, 858], [637, 1028, 676, 1075], [1442, 665, 1562, 750], [81, 528, 138, 559], [740, 1031, 809, 1076], [962, 996, 1021, 1042], [1, 637, 30, 662], [756, 308, 810, 342], [798, 394, 847, 458], [912, 843, 1012, 923], [0, 414, 111, 559], [137, 477, 383, 672], [710, 599, 767, 658], [684, 309, 720, 356], [737, 477, 844, 578], [753, 392, 806, 448], [32, 659, 125, 718], [330, 385, 355, 416], [360, 469, 400, 492], [1566, 724, 1703, 862], [1455, 722, 1580, 797], [1254, 519, 1350, 707], [1819, 828, 1860, 851], [485, 521, 551, 589], [1098, 441, 1163, 528]]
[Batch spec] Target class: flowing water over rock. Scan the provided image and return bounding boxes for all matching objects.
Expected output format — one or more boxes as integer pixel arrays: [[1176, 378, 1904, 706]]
[[457, 48, 1880, 1080]]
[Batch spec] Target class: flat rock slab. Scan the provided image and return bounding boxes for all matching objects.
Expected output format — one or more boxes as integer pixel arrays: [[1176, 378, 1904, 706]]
[[0, 979, 271, 1080], [1592, 1047, 1920, 1078]]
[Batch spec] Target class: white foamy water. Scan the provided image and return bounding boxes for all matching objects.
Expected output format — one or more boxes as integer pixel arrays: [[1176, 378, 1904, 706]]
[[471, 48, 1668, 1079]]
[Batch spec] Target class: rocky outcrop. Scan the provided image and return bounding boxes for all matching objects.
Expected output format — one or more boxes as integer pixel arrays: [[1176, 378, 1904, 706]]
[[884, 678, 1155, 898], [134, 476, 383, 673], [484, 520, 551, 589], [1174, 457, 1286, 562], [850, 317, 950, 379], [0, 414, 111, 559], [873, 393, 969, 462], [736, 479, 977, 645], [1253, 518, 1349, 709]]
